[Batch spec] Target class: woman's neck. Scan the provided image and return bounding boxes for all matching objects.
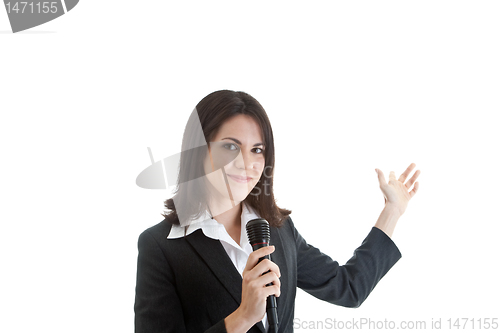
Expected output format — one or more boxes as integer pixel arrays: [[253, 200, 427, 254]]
[[209, 199, 243, 245]]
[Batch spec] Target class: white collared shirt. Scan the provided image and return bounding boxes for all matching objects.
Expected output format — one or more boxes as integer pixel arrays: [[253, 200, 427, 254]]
[[167, 201, 269, 332]]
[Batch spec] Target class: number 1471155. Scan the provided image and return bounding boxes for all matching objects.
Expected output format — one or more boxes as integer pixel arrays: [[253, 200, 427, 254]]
[[5, 2, 59, 14]]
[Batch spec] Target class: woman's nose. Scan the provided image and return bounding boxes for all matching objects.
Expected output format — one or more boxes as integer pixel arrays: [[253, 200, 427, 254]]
[[233, 150, 256, 170]]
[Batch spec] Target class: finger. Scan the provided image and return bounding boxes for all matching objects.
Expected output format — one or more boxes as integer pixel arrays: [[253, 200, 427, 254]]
[[246, 259, 279, 284], [398, 163, 416, 183], [261, 285, 281, 298], [389, 171, 397, 182], [257, 271, 281, 289], [244, 259, 279, 284], [254, 259, 281, 278], [268, 285, 281, 298], [404, 169, 420, 189], [375, 168, 387, 186], [256, 274, 281, 298], [409, 181, 419, 199], [243, 246, 275, 273]]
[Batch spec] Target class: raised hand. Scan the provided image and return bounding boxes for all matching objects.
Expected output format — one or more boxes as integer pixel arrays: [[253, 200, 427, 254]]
[[375, 163, 420, 217]]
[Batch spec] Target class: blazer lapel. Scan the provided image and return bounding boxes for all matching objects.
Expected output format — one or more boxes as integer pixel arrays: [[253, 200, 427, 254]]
[[185, 229, 243, 305]]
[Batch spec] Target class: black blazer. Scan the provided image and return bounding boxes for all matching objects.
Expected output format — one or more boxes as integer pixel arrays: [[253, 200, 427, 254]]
[[134, 215, 402, 333]]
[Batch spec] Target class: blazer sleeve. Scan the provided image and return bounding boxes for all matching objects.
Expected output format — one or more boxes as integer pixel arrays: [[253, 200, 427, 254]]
[[134, 230, 227, 333], [289, 218, 402, 308]]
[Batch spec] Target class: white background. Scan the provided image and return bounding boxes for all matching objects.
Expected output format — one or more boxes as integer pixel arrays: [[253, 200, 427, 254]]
[[1, 1, 499, 332]]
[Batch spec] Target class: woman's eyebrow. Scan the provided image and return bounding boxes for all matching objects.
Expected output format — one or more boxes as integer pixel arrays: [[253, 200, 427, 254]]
[[221, 137, 264, 147]]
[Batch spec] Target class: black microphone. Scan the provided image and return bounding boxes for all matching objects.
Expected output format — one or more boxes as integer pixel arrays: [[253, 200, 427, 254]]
[[246, 218, 278, 333]]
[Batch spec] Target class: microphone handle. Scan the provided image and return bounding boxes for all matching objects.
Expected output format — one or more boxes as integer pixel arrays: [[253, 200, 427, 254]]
[[256, 254, 279, 333]]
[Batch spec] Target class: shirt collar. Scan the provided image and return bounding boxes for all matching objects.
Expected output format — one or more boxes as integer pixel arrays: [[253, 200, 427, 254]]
[[167, 201, 261, 248]]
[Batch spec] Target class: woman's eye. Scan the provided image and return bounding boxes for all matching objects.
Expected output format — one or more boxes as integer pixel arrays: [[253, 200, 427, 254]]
[[222, 143, 264, 154], [223, 143, 239, 151], [253, 148, 264, 154]]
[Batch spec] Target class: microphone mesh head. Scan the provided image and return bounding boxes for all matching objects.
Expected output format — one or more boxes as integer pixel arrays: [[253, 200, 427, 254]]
[[246, 218, 270, 246]]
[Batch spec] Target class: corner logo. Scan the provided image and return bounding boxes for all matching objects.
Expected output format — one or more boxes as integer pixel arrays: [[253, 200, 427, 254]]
[[3, 0, 79, 33]]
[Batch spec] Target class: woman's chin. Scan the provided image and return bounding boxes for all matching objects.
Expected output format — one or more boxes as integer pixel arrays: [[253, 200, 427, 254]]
[[231, 189, 253, 202], [221, 193, 250, 207]]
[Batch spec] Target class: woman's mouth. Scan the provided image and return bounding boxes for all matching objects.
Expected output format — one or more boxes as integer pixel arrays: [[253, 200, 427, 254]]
[[227, 174, 252, 183]]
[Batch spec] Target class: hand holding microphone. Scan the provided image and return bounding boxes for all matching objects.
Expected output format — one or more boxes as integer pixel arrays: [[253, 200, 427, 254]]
[[246, 218, 280, 333], [225, 219, 280, 333], [236, 246, 281, 329]]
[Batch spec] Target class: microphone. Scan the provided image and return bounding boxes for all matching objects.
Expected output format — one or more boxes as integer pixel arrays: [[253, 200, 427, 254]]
[[246, 218, 278, 333]]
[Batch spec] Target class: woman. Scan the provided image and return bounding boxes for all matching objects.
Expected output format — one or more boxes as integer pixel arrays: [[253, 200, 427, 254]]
[[134, 90, 420, 333]]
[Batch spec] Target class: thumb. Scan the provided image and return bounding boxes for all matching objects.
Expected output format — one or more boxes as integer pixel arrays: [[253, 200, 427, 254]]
[[375, 168, 387, 186], [376, 169, 388, 204]]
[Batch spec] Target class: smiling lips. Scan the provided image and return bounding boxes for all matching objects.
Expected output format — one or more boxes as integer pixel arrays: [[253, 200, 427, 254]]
[[227, 174, 252, 183]]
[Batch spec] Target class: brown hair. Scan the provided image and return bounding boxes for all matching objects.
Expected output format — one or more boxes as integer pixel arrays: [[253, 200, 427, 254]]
[[162, 90, 291, 228]]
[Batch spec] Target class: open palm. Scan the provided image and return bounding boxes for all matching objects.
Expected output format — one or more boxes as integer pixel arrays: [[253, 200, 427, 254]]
[[376, 163, 420, 216]]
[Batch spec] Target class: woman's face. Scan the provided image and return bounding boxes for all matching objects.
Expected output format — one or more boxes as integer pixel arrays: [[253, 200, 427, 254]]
[[203, 114, 266, 208]]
